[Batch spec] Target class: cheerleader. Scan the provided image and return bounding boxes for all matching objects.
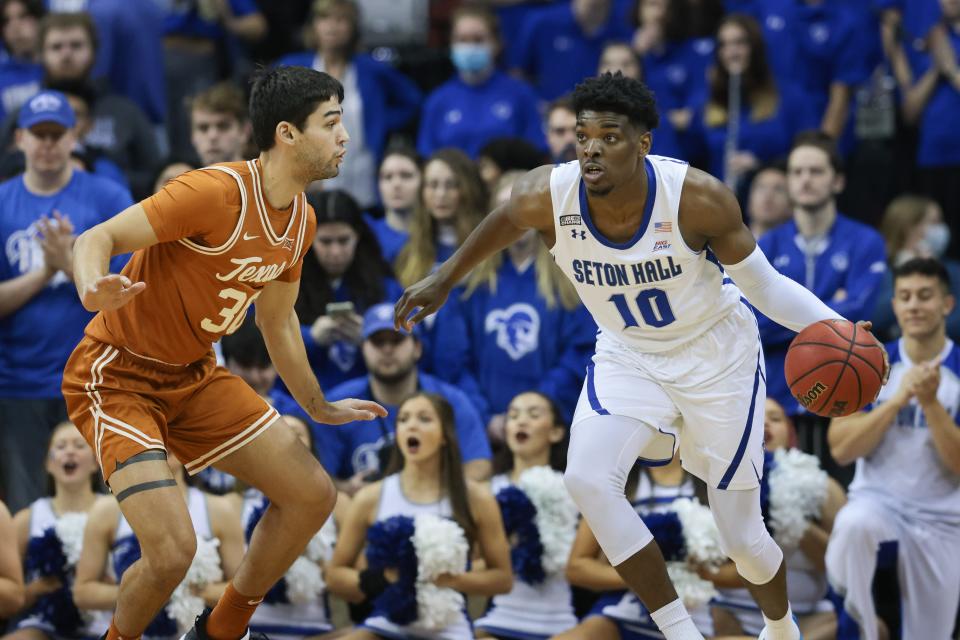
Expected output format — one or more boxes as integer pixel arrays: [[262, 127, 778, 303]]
[[710, 398, 846, 640], [240, 414, 349, 640], [475, 391, 578, 639], [326, 392, 512, 639], [6, 421, 107, 640], [557, 454, 715, 639], [1, 500, 25, 619], [72, 454, 243, 639]]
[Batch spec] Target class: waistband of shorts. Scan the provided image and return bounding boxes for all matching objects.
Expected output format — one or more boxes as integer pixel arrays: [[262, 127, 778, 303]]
[[84, 337, 212, 373]]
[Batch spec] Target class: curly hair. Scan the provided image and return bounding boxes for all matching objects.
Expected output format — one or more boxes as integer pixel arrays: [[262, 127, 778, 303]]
[[570, 72, 660, 132]]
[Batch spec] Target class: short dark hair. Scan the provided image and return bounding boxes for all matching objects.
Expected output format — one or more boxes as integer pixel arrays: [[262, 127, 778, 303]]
[[790, 130, 843, 174], [893, 257, 952, 292], [547, 96, 574, 118], [220, 316, 271, 368], [192, 81, 248, 123], [249, 66, 344, 152], [570, 72, 659, 132], [479, 137, 547, 173], [1, 0, 44, 27]]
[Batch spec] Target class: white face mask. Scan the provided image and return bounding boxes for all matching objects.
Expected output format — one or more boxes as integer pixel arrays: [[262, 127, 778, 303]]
[[923, 222, 951, 258]]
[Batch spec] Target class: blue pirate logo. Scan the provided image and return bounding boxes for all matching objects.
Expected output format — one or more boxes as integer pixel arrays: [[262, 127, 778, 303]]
[[484, 303, 540, 361], [328, 340, 358, 372]]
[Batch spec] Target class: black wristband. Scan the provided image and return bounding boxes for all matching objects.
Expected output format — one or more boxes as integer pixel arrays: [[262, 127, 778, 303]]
[[358, 567, 389, 600]]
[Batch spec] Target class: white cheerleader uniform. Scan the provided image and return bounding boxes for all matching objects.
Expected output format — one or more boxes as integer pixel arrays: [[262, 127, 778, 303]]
[[361, 474, 473, 639], [474, 473, 579, 639], [16, 498, 112, 639]]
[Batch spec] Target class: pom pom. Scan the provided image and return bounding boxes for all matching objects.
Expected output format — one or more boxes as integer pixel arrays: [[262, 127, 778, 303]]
[[167, 536, 223, 631], [365, 516, 418, 626], [517, 467, 578, 576], [666, 562, 719, 610], [284, 556, 325, 605], [412, 514, 468, 630], [25, 528, 67, 578], [54, 513, 88, 568], [672, 499, 726, 567], [495, 486, 545, 584], [767, 448, 828, 549]]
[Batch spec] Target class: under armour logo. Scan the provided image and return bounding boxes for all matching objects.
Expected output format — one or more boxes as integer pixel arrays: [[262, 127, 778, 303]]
[[571, 229, 586, 240]]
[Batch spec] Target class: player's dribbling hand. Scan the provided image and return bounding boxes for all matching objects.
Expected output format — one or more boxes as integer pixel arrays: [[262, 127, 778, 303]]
[[394, 271, 453, 332], [312, 398, 388, 425], [81, 274, 146, 312]]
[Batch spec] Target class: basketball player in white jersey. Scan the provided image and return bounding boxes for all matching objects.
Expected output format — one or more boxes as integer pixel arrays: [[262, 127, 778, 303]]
[[826, 257, 960, 640], [394, 73, 879, 640]]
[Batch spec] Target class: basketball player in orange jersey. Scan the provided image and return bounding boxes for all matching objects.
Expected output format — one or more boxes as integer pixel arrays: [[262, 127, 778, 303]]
[[60, 66, 387, 640]]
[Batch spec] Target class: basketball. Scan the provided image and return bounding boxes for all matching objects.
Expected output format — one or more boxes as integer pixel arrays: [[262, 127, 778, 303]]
[[785, 319, 887, 417]]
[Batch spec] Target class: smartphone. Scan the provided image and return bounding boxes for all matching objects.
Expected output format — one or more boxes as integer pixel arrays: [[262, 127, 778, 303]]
[[325, 301, 356, 317]]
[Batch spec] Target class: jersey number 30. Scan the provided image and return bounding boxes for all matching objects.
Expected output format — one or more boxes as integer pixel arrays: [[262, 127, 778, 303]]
[[609, 289, 676, 328], [201, 288, 261, 335]]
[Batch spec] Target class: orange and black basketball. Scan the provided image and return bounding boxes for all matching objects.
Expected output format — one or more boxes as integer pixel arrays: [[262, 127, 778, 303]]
[[784, 319, 887, 417]]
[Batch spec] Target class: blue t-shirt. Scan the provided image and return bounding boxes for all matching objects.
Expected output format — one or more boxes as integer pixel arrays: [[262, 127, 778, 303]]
[[451, 259, 597, 424], [756, 214, 887, 414], [0, 170, 133, 398], [319, 372, 491, 479], [514, 2, 632, 100], [0, 59, 41, 122], [690, 82, 818, 181], [417, 71, 546, 159], [906, 28, 960, 168], [642, 39, 713, 114], [364, 214, 408, 265]]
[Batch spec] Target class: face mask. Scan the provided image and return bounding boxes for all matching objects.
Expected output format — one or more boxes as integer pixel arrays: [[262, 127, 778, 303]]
[[451, 43, 493, 75], [924, 222, 951, 258]]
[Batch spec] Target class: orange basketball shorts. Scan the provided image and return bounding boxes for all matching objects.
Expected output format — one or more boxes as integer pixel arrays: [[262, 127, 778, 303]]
[[62, 336, 280, 483]]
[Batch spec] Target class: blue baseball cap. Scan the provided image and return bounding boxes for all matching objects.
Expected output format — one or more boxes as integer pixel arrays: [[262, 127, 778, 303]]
[[18, 91, 76, 130], [362, 302, 417, 341]]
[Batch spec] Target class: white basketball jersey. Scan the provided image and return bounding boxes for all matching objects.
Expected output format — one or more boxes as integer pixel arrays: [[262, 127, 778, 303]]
[[849, 339, 960, 522], [549, 156, 742, 353]]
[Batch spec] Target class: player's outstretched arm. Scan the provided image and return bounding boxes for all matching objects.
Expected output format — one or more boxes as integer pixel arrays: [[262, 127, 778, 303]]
[[394, 164, 555, 330], [74, 203, 159, 312], [255, 278, 387, 425], [679, 168, 843, 333]]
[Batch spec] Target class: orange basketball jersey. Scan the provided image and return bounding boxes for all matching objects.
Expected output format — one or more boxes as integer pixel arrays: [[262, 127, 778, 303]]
[[86, 159, 316, 365]]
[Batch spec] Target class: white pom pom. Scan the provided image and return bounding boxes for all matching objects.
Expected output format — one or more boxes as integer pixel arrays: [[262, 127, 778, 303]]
[[671, 499, 725, 568], [167, 536, 223, 632], [54, 513, 88, 568], [768, 449, 828, 549], [304, 518, 335, 563], [517, 467, 578, 575], [168, 583, 205, 632], [412, 515, 468, 630], [284, 556, 325, 604], [666, 562, 718, 610], [413, 515, 468, 581], [415, 582, 465, 630]]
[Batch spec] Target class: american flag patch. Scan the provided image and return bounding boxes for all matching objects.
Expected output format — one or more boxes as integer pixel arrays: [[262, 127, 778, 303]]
[[654, 222, 672, 233]]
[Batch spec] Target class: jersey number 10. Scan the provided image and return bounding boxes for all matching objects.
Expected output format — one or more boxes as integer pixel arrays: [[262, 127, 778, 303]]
[[609, 289, 676, 328]]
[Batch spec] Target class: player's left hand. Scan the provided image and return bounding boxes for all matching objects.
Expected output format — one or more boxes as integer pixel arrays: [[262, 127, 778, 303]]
[[312, 398, 388, 425]]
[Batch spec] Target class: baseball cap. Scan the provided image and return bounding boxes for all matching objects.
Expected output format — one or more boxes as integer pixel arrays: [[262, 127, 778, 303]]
[[362, 302, 416, 341], [18, 91, 76, 130]]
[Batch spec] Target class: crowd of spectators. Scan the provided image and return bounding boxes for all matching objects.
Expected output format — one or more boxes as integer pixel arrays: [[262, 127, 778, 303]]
[[1, 0, 960, 638]]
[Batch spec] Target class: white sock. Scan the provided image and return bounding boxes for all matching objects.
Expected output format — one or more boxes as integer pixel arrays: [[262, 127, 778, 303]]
[[649, 599, 704, 640], [762, 604, 800, 640]]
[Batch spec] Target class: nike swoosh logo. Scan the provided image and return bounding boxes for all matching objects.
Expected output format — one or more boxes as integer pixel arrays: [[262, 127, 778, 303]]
[[247, 598, 263, 606], [243, 233, 259, 240]]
